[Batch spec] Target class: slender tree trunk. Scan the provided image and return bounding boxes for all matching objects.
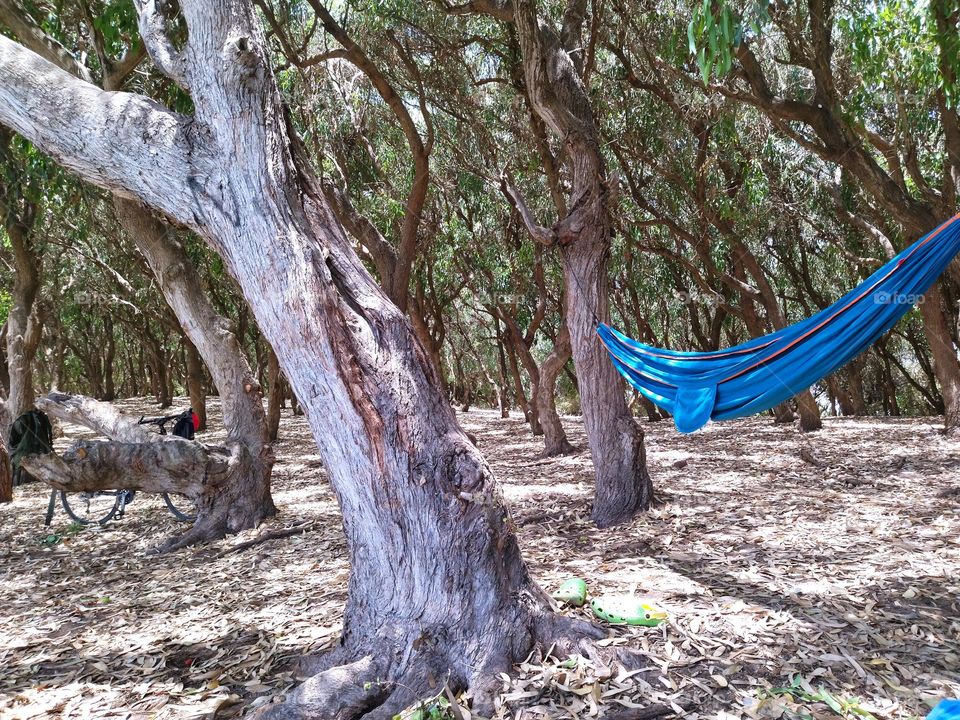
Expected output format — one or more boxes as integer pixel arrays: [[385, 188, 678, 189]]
[[637, 394, 664, 422], [918, 286, 960, 429], [795, 390, 823, 432], [562, 235, 653, 524], [266, 345, 282, 442], [184, 338, 208, 431], [114, 199, 276, 549], [732, 244, 823, 432], [535, 320, 574, 456], [0, 403, 10, 503], [507, 0, 652, 525], [144, 340, 172, 408], [502, 314, 543, 434], [847, 359, 868, 415], [504, 334, 536, 431], [494, 317, 512, 417], [1, 208, 42, 443], [409, 300, 448, 393], [290, 385, 304, 415], [102, 317, 116, 401], [828, 376, 856, 416]]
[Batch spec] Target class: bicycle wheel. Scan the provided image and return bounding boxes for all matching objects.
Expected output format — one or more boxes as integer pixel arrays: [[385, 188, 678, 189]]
[[162, 493, 196, 522], [60, 490, 122, 525]]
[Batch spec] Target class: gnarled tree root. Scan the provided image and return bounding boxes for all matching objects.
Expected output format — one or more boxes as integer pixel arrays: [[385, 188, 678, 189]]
[[251, 610, 607, 720]]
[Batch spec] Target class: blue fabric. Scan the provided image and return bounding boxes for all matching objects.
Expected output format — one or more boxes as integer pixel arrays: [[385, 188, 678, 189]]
[[599, 214, 960, 433], [928, 700, 960, 720]]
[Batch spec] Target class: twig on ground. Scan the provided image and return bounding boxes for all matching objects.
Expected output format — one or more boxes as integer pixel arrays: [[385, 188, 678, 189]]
[[214, 520, 315, 558]]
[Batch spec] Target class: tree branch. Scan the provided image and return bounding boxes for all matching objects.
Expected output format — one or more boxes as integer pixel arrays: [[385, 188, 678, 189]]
[[0, 35, 202, 231], [133, 0, 190, 91], [0, 0, 92, 82], [500, 175, 555, 246]]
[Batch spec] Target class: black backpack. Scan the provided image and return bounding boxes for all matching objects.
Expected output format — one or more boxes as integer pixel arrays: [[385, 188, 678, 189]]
[[9, 409, 54, 477], [171, 410, 196, 440]]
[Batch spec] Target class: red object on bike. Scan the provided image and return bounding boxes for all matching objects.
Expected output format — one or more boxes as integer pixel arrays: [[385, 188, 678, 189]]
[[191, 410, 200, 431]]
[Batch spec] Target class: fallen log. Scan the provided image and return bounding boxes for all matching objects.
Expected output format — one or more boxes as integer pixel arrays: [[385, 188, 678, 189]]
[[23, 393, 254, 550], [37, 392, 163, 443], [22, 438, 243, 500]]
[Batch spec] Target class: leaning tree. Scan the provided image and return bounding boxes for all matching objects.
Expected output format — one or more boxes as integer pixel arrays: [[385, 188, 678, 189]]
[[0, 1, 604, 716]]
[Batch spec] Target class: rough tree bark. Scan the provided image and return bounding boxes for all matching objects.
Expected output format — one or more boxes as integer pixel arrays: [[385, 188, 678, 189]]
[[491, 0, 653, 525], [0, 5, 602, 716]]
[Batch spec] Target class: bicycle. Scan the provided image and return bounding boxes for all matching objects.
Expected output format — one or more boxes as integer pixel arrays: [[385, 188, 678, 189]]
[[44, 409, 200, 526]]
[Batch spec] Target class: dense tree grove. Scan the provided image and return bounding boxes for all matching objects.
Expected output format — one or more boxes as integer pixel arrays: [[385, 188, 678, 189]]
[[2, 0, 956, 436], [0, 0, 958, 715]]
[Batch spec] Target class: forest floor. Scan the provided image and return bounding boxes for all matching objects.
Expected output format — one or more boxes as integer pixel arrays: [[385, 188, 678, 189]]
[[0, 399, 958, 720]]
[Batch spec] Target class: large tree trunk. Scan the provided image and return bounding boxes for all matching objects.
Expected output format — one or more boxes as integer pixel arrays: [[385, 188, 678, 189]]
[[0, 7, 602, 716], [507, 0, 653, 525], [535, 320, 574, 456]]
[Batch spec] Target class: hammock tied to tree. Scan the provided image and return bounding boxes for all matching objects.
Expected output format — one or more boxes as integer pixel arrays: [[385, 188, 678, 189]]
[[599, 214, 960, 433]]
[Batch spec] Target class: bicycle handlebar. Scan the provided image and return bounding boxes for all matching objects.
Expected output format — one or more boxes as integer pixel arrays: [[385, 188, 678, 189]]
[[138, 411, 189, 426]]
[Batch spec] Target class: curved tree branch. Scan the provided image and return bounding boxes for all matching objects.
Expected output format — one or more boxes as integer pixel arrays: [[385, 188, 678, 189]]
[[0, 0, 92, 82], [0, 34, 204, 231], [133, 0, 191, 91]]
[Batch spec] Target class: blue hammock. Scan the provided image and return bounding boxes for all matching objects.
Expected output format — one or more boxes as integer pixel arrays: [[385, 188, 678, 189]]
[[599, 213, 960, 433]]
